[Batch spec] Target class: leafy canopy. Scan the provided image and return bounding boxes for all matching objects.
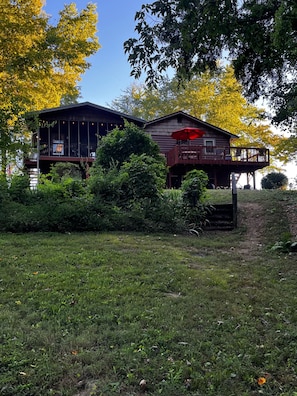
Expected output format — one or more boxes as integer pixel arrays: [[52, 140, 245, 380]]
[[110, 67, 283, 162], [0, 0, 100, 175], [0, 102, 31, 174], [124, 0, 297, 126], [0, 1, 100, 112], [89, 123, 167, 213], [95, 122, 161, 169]]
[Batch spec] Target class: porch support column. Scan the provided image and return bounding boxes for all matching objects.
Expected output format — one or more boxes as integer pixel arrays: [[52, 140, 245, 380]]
[[252, 171, 256, 189]]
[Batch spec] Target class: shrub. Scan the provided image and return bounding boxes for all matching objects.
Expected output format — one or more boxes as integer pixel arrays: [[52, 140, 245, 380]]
[[181, 169, 209, 206], [180, 170, 210, 231], [60, 178, 86, 198], [0, 174, 9, 202], [9, 174, 31, 204], [261, 172, 288, 190], [36, 180, 67, 202], [121, 153, 166, 203], [0, 196, 107, 233], [47, 162, 83, 182], [88, 163, 127, 206], [148, 191, 187, 232]]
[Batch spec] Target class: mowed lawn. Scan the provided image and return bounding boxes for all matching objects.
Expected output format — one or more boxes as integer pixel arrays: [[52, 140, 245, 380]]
[[1, 190, 297, 396]]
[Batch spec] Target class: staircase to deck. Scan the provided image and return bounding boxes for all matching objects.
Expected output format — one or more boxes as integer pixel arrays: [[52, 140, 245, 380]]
[[204, 204, 235, 230]]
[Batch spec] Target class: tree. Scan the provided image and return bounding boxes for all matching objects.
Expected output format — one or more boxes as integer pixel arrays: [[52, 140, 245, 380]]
[[60, 90, 81, 106], [124, 0, 297, 127], [95, 122, 161, 169], [0, 103, 31, 175], [0, 1, 100, 175], [110, 67, 283, 160], [1, 1, 99, 112], [109, 77, 178, 120], [91, 122, 166, 210]]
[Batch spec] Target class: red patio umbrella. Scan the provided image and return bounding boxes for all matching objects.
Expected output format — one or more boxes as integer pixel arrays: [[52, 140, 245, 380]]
[[171, 127, 205, 140]]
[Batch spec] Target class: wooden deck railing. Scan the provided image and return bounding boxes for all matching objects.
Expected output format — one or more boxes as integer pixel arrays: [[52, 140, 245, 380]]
[[166, 145, 269, 167]]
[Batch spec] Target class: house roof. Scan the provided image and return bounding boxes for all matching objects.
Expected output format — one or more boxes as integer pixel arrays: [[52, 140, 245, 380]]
[[37, 101, 147, 124], [34, 104, 238, 139], [145, 111, 239, 139]]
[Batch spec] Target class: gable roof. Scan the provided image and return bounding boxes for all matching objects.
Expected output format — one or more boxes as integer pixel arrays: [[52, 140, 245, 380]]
[[145, 111, 239, 139], [34, 104, 238, 139], [37, 101, 147, 124]]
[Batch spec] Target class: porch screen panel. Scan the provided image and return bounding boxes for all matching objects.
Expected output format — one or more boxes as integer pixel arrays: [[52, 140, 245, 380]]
[[70, 121, 78, 156], [50, 122, 59, 155], [99, 122, 107, 138], [80, 122, 88, 156], [108, 123, 117, 132], [39, 126, 49, 155], [89, 122, 97, 156], [60, 121, 69, 156]]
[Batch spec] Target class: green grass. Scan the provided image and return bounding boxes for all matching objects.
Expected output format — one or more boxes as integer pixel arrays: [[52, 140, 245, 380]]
[[1, 190, 297, 395]]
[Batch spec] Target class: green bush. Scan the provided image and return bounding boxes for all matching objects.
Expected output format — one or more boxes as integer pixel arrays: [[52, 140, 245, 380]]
[[35, 180, 67, 202], [36, 177, 86, 202], [146, 193, 187, 232], [60, 178, 86, 198], [0, 201, 40, 232], [88, 163, 127, 206], [181, 170, 208, 206], [47, 162, 83, 182], [261, 172, 288, 190], [121, 153, 166, 202], [0, 174, 9, 203], [271, 232, 297, 253], [0, 197, 107, 233], [180, 170, 210, 231], [0, 131, 211, 234], [9, 174, 31, 203]]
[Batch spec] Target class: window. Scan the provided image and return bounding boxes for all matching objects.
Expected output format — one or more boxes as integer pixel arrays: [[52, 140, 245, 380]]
[[205, 139, 215, 154]]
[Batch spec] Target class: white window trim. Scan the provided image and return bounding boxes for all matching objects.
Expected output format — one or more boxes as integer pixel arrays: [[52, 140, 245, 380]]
[[204, 138, 215, 154]]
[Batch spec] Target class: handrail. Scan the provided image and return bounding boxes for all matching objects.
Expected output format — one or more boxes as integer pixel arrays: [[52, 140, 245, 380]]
[[167, 145, 269, 167]]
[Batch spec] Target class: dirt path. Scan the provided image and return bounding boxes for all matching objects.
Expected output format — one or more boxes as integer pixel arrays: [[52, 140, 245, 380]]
[[236, 202, 266, 257], [236, 199, 297, 257]]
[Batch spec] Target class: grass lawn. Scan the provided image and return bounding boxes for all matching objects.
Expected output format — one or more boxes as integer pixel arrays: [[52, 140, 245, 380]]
[[1, 190, 297, 395]]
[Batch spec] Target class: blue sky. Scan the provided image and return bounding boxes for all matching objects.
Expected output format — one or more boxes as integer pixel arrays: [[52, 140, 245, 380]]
[[44, 0, 149, 106]]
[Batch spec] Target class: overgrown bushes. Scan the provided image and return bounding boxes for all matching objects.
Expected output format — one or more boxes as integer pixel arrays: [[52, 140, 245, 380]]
[[0, 125, 211, 233], [0, 170, 210, 233]]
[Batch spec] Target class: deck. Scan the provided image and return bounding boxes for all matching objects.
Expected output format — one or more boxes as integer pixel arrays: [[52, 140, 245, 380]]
[[166, 145, 269, 169]]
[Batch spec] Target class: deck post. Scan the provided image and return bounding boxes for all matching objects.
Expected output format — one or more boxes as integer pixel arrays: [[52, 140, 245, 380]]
[[232, 173, 237, 228], [36, 127, 40, 185], [252, 171, 256, 189]]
